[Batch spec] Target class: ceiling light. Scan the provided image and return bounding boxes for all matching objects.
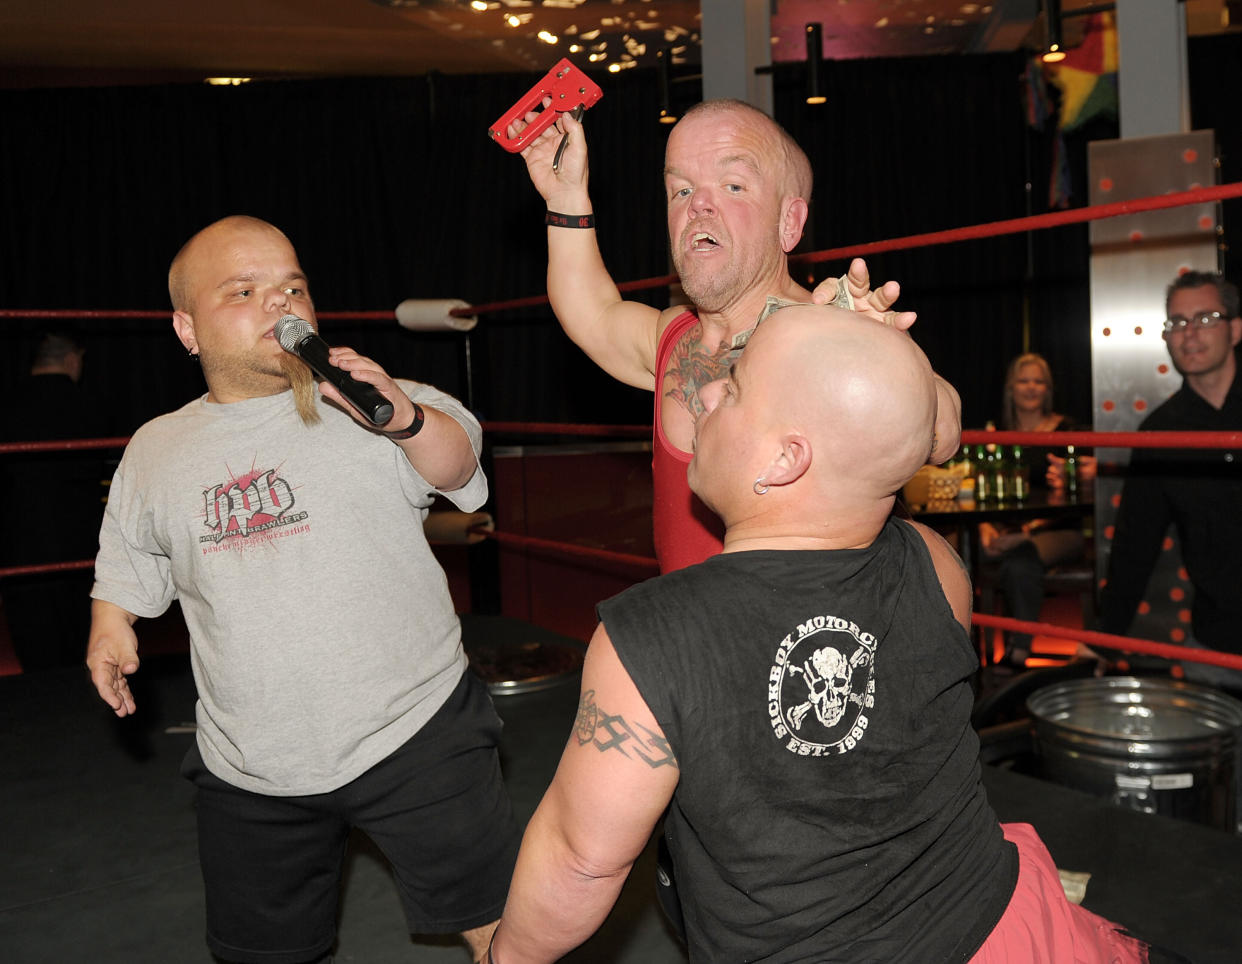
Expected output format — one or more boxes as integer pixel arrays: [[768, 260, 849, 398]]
[[805, 23, 826, 106], [1041, 0, 1066, 62], [205, 77, 251, 86], [657, 46, 678, 124], [470, 1, 487, 10], [506, 14, 520, 27], [538, 30, 558, 44]]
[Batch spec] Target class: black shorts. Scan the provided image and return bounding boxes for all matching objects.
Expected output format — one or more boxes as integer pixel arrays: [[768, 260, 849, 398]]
[[181, 670, 520, 964]]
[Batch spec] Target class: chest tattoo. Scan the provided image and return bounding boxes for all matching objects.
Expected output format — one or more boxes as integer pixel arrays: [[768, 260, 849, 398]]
[[662, 322, 746, 418]]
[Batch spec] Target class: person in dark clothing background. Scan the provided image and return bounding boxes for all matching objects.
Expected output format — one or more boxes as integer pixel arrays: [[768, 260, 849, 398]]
[[0, 332, 108, 671], [1099, 271, 1242, 691]]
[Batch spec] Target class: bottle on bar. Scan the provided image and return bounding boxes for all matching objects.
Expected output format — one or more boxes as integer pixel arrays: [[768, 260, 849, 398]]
[[974, 443, 992, 502], [959, 444, 973, 478], [1064, 444, 1079, 499], [1011, 444, 1027, 501], [993, 443, 1009, 501], [957, 445, 975, 502]]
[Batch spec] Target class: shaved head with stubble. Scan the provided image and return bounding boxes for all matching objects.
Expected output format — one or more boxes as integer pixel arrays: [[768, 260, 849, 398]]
[[689, 305, 936, 550]]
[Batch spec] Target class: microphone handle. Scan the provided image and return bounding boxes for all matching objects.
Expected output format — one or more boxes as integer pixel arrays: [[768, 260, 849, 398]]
[[294, 334, 395, 427]]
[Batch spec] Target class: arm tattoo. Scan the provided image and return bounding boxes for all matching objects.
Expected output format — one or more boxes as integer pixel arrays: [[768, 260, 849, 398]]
[[574, 689, 679, 770], [661, 323, 742, 419]]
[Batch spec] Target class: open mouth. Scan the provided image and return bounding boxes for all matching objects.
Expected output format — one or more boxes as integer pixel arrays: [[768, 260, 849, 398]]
[[690, 231, 720, 252]]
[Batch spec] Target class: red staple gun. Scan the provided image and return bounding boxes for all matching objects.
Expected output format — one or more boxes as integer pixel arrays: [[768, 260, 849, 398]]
[[488, 58, 603, 154]]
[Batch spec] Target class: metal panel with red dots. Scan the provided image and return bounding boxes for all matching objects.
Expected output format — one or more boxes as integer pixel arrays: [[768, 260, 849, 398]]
[[1088, 130, 1219, 648]]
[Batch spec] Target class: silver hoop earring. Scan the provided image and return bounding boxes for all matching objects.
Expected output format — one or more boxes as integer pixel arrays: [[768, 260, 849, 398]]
[[753, 477, 769, 496]]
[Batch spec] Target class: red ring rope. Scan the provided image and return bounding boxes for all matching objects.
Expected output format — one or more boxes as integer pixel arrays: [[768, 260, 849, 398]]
[[959, 430, 1242, 450], [972, 612, 1242, 672], [481, 421, 650, 438], [797, 181, 1242, 266], [0, 437, 132, 455], [0, 560, 95, 580], [474, 527, 659, 574], [0, 423, 650, 457], [0, 309, 405, 322], [2, 427, 1235, 458]]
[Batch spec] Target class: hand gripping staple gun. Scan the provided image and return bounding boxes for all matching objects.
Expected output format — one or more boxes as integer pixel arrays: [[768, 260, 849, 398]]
[[488, 58, 603, 163]]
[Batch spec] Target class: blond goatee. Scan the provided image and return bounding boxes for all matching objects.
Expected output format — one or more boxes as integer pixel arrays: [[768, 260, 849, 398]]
[[279, 353, 322, 426]]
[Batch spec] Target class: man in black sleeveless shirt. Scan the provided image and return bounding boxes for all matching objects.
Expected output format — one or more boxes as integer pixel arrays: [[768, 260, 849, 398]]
[[489, 307, 1148, 963]]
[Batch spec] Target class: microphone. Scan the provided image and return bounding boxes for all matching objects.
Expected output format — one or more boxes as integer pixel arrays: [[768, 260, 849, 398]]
[[275, 315, 395, 427]]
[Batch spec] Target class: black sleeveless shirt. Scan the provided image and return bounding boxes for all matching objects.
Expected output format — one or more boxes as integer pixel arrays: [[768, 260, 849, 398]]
[[598, 518, 1017, 963]]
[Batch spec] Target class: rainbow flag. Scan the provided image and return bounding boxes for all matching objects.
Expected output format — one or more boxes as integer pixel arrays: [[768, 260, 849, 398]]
[[1043, 12, 1119, 131]]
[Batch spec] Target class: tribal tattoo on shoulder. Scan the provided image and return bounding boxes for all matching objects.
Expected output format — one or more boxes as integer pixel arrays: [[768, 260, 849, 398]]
[[662, 323, 744, 420], [574, 689, 679, 770]]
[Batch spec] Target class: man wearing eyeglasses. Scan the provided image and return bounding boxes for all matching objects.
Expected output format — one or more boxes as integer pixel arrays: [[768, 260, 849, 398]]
[[1099, 270, 1242, 689]]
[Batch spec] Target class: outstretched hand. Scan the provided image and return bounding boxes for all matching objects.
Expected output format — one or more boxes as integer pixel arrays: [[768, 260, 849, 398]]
[[812, 258, 917, 330]]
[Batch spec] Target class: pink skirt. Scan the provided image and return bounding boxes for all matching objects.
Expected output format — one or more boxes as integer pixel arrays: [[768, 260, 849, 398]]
[[969, 823, 1149, 963]]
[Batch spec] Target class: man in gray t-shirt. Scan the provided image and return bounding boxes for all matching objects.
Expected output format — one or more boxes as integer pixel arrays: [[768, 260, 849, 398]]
[[87, 215, 517, 964]]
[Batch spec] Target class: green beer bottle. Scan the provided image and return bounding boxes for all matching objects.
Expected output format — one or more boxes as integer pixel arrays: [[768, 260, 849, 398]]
[[1011, 445, 1027, 501], [974, 444, 992, 502]]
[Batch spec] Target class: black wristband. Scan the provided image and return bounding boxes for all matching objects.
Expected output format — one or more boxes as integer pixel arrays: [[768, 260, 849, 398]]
[[545, 210, 595, 229], [383, 403, 425, 440]]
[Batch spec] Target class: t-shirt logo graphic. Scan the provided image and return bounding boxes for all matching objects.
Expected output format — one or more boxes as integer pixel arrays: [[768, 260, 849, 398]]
[[201, 468, 308, 546], [768, 614, 876, 756]]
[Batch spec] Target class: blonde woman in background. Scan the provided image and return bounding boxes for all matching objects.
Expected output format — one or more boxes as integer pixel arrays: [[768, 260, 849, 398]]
[[983, 353, 1095, 667]]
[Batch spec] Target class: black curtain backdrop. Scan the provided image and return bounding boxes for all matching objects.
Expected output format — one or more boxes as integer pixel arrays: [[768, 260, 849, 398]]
[[1, 37, 1238, 438]]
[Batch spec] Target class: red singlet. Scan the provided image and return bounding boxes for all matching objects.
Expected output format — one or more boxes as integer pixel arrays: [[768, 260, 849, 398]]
[[651, 309, 726, 574]]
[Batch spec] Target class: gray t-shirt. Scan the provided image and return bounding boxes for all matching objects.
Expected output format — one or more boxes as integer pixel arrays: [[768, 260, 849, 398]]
[[92, 381, 486, 796]]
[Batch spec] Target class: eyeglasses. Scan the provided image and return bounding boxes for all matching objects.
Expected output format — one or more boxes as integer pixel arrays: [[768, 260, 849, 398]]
[[1162, 311, 1230, 334]]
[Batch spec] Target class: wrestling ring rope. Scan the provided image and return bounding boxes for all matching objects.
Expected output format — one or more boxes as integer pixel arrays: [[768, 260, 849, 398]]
[[4, 180, 1242, 678]]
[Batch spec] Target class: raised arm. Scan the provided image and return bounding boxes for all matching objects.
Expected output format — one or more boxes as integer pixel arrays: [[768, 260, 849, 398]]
[[514, 107, 662, 390], [490, 622, 679, 964]]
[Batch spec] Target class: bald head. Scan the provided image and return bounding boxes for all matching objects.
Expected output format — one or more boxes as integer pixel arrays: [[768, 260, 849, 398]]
[[689, 306, 936, 535], [761, 306, 934, 488], [672, 99, 812, 204], [168, 215, 292, 313]]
